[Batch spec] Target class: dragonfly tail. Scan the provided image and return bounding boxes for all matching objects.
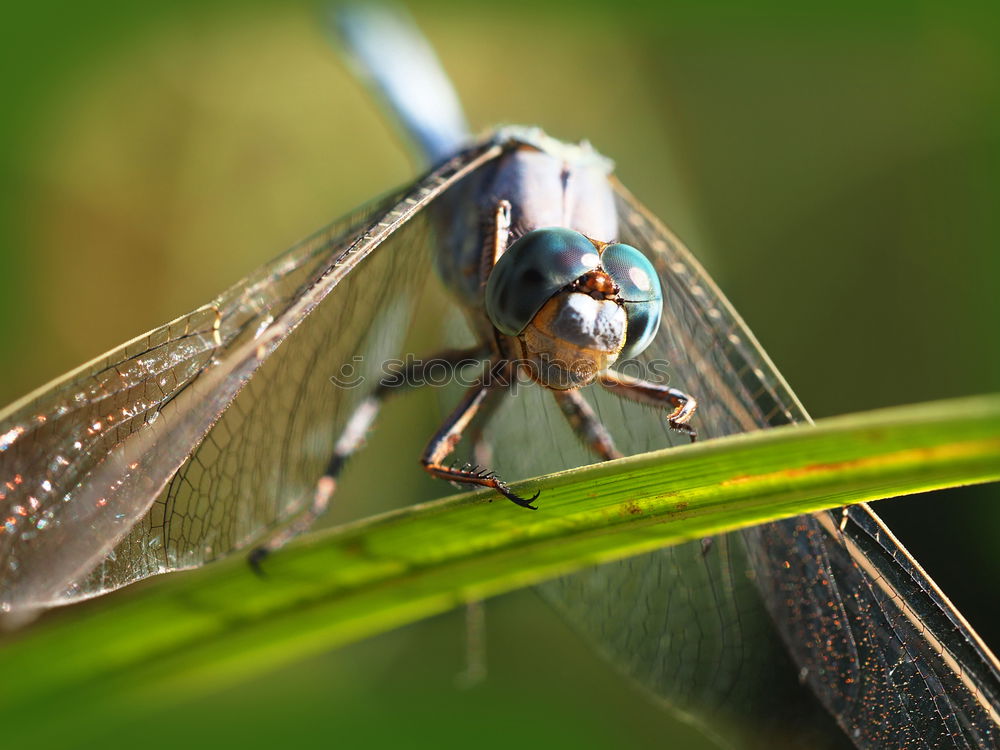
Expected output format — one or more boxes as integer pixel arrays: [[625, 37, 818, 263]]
[[331, 3, 472, 166]]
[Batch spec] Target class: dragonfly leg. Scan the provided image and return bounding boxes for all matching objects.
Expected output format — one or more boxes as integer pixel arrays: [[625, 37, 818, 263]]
[[422, 375, 538, 509], [551, 389, 623, 461], [248, 347, 488, 572], [479, 199, 512, 287], [597, 370, 698, 442], [467, 384, 505, 469]]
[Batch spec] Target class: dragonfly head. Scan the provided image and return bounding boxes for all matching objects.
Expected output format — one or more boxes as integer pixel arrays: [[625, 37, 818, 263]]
[[485, 227, 662, 390]]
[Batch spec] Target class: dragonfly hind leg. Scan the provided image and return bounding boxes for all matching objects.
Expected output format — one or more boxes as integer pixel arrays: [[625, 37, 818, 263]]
[[248, 347, 487, 572]]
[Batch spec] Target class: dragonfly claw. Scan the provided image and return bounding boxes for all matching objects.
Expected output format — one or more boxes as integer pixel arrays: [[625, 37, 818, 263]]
[[497, 484, 540, 510]]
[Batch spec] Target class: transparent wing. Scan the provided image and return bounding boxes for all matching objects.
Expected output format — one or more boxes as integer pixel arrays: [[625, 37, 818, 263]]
[[479, 180, 1000, 747], [744, 502, 1000, 748], [0, 141, 501, 611]]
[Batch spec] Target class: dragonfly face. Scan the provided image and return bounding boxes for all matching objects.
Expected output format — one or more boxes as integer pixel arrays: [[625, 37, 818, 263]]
[[484, 226, 663, 389]]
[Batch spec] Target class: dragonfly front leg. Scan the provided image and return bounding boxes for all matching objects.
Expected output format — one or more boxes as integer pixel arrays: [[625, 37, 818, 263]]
[[422, 374, 538, 509], [479, 199, 512, 287], [597, 370, 698, 442], [249, 347, 487, 571], [552, 389, 623, 461]]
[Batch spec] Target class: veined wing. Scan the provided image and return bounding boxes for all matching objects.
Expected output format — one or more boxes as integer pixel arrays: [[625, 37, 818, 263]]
[[744, 501, 1000, 747], [0, 140, 502, 612], [532, 180, 1000, 748]]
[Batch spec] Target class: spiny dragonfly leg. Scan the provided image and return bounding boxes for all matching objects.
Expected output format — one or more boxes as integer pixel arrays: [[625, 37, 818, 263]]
[[248, 347, 488, 573], [596, 370, 698, 442], [551, 389, 623, 461], [422, 376, 538, 509]]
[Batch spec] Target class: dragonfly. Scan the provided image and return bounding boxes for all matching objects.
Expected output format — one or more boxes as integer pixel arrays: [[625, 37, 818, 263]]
[[1, 6, 998, 748]]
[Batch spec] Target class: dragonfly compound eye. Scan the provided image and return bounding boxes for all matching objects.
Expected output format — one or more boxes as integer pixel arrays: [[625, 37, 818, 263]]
[[600, 243, 663, 359], [485, 228, 601, 336]]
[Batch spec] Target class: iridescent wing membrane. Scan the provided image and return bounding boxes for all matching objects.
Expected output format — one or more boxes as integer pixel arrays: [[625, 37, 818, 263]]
[[0, 142, 499, 611]]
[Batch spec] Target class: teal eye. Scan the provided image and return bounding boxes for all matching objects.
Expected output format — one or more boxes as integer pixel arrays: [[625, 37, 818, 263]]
[[601, 243, 662, 359], [486, 228, 601, 336]]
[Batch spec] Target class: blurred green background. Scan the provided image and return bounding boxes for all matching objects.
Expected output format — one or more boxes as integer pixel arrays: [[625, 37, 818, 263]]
[[1, 1, 998, 748]]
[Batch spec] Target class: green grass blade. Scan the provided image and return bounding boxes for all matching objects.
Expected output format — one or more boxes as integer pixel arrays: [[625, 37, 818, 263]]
[[1, 394, 998, 721]]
